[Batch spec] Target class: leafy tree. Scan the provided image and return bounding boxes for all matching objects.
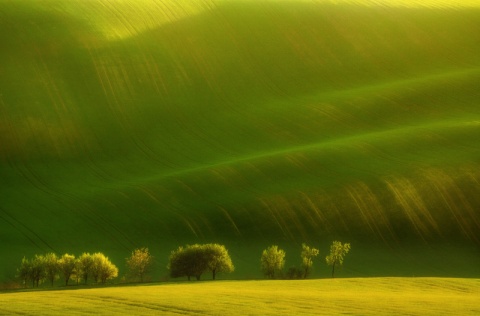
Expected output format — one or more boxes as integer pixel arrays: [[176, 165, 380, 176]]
[[325, 241, 351, 278], [260, 245, 285, 279], [100, 260, 119, 284], [300, 243, 319, 279], [168, 245, 207, 281], [30, 255, 46, 288], [43, 252, 60, 286], [77, 252, 94, 284], [17, 257, 31, 288], [187, 244, 209, 280], [91, 252, 118, 284], [168, 244, 234, 281], [126, 247, 154, 282], [168, 246, 189, 280], [58, 253, 76, 286], [203, 243, 234, 280], [44, 253, 60, 286]]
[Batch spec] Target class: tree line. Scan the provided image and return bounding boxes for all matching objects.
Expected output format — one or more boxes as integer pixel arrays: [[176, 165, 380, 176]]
[[260, 241, 351, 279], [166, 241, 350, 280], [17, 252, 119, 287], [16, 241, 350, 287]]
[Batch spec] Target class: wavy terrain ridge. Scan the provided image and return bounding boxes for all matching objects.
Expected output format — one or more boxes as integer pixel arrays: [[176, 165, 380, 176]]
[[1, 0, 479, 279]]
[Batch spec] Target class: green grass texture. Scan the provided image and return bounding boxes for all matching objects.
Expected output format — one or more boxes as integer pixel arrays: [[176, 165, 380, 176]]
[[1, 0, 479, 281], [0, 278, 479, 315]]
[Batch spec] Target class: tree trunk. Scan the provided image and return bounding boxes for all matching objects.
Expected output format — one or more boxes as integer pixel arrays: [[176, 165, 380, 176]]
[[331, 262, 335, 278], [212, 269, 216, 280]]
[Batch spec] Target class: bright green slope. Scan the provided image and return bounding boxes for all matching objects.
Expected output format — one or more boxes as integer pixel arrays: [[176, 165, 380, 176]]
[[1, 0, 480, 282]]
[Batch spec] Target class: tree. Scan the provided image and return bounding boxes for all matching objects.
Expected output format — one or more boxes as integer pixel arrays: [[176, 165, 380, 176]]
[[99, 259, 118, 284], [260, 245, 285, 279], [168, 244, 234, 281], [17, 257, 31, 288], [168, 244, 207, 281], [325, 241, 351, 278], [126, 248, 154, 282], [58, 253, 76, 286], [203, 244, 234, 280], [168, 246, 189, 280], [186, 244, 208, 280], [300, 243, 319, 279], [30, 255, 46, 288], [77, 252, 94, 284], [43, 253, 60, 286], [91, 252, 118, 284]]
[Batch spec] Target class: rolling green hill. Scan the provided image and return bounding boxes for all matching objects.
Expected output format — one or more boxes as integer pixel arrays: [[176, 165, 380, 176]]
[[1, 0, 479, 282]]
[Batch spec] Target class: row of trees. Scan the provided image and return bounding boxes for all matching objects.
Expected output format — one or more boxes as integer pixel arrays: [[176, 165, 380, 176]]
[[16, 242, 349, 287], [261, 244, 319, 279], [166, 241, 350, 281], [168, 243, 234, 281], [17, 252, 118, 287], [260, 241, 351, 279]]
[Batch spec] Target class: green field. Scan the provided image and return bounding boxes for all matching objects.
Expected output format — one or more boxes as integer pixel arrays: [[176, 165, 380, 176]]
[[1, 278, 479, 315], [1, 0, 480, 284]]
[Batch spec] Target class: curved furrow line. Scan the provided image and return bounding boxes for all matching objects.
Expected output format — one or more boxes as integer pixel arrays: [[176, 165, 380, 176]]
[[126, 118, 480, 186], [0, 207, 56, 253]]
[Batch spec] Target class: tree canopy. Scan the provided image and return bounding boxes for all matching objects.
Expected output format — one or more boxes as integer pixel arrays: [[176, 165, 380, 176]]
[[17, 252, 118, 287], [260, 245, 285, 279], [300, 243, 319, 279], [58, 253, 76, 286], [168, 244, 234, 281], [326, 241, 351, 278], [126, 248, 154, 282]]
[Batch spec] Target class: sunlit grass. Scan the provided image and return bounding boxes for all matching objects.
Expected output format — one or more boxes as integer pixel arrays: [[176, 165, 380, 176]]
[[49, 0, 216, 40], [0, 278, 478, 315], [318, 0, 480, 8]]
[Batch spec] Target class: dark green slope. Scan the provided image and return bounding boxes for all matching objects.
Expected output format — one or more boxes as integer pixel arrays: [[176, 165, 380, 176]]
[[1, 1, 479, 281]]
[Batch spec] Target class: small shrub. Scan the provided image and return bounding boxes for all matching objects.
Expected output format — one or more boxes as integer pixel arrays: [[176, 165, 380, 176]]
[[286, 266, 303, 279]]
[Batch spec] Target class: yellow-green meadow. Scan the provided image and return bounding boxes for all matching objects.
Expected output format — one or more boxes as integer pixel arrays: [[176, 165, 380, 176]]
[[1, 278, 479, 315]]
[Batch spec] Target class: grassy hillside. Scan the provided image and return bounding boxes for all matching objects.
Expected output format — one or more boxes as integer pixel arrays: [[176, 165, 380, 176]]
[[1, 278, 479, 315], [1, 0, 479, 281]]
